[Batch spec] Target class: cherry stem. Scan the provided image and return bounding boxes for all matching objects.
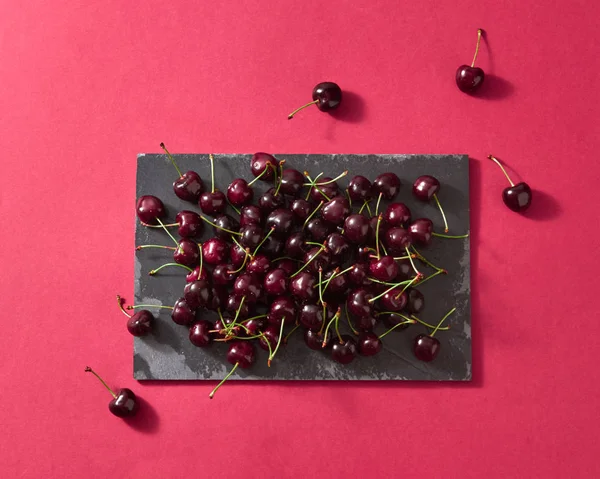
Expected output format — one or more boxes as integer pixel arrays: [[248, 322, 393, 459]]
[[416, 268, 446, 286], [304, 172, 323, 200], [156, 218, 179, 246], [228, 248, 251, 274], [252, 226, 275, 257], [288, 99, 319, 119], [149, 262, 193, 276], [198, 247, 204, 279], [345, 302, 358, 335], [141, 221, 178, 228], [321, 267, 339, 296], [209, 154, 216, 193], [303, 170, 348, 186], [290, 245, 324, 278], [487, 155, 515, 187], [333, 309, 343, 343], [226, 198, 241, 216], [378, 319, 417, 339], [359, 200, 372, 216], [375, 192, 383, 216], [322, 310, 338, 347], [241, 314, 268, 323], [284, 323, 300, 344], [160, 142, 182, 178], [209, 362, 238, 399], [369, 254, 412, 261], [247, 164, 272, 186], [303, 171, 331, 201], [136, 244, 176, 251], [128, 304, 174, 310], [319, 302, 328, 336], [318, 268, 324, 306], [272, 256, 300, 263], [260, 331, 274, 358], [432, 194, 449, 233], [345, 189, 352, 210], [410, 314, 451, 331], [375, 214, 383, 259], [228, 296, 246, 333], [380, 241, 388, 256], [368, 278, 412, 303], [406, 247, 421, 276], [199, 214, 242, 236], [471, 29, 483, 68], [116, 295, 132, 318], [394, 274, 422, 300], [411, 246, 446, 272], [274, 160, 286, 196], [302, 200, 325, 230], [430, 307, 456, 337], [84, 366, 117, 399], [432, 232, 469, 239], [268, 318, 286, 366]]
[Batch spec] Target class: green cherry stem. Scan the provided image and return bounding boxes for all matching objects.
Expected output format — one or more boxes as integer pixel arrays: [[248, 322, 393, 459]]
[[209, 154, 215, 193], [345, 188, 352, 210], [149, 262, 193, 276], [303, 170, 349, 186], [226, 198, 241, 215], [302, 201, 325, 230], [159, 142, 182, 178], [378, 319, 417, 339], [228, 248, 251, 274], [199, 214, 242, 236], [156, 218, 179, 246], [375, 214, 383, 259], [375, 192, 383, 216], [432, 232, 469, 239], [322, 308, 341, 347], [432, 194, 449, 233], [358, 200, 372, 216], [253, 226, 275, 256], [321, 267, 339, 296], [304, 172, 324, 200], [304, 171, 331, 201], [393, 274, 422, 300], [406, 247, 421, 276], [333, 308, 343, 343], [410, 314, 451, 331], [268, 318, 286, 367], [116, 295, 132, 318], [260, 331, 274, 358], [209, 363, 239, 399], [290, 245, 324, 278], [136, 244, 176, 251], [140, 221, 178, 228], [84, 367, 117, 399], [318, 268, 324, 306], [127, 304, 174, 310], [430, 307, 456, 337], [345, 302, 358, 336], [319, 303, 328, 336], [273, 160, 286, 196], [368, 279, 412, 303], [247, 164, 272, 186], [410, 246, 445, 272], [284, 323, 300, 344]]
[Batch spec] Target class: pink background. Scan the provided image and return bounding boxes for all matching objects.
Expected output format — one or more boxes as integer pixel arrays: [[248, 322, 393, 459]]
[[1, 0, 599, 477]]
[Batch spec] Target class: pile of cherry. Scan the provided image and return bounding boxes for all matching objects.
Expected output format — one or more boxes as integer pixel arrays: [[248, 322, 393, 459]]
[[122, 147, 468, 398]]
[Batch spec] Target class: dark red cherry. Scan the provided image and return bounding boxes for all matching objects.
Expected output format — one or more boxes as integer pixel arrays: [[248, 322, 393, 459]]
[[240, 224, 264, 249], [183, 279, 211, 309], [226, 294, 251, 319], [405, 288, 424, 314], [344, 214, 370, 244], [259, 325, 281, 352], [240, 205, 263, 227], [172, 298, 197, 325], [413, 175, 440, 201], [409, 218, 433, 246], [354, 314, 377, 331], [126, 310, 153, 336], [233, 272, 262, 303], [382, 312, 411, 331], [304, 329, 327, 350], [456, 29, 485, 93], [264, 268, 288, 296], [268, 296, 297, 327], [503, 183, 532, 212], [347, 288, 374, 319], [396, 259, 413, 281], [228, 341, 256, 368], [189, 320, 213, 347], [321, 197, 350, 225], [385, 227, 412, 255], [299, 303, 328, 330], [174, 171, 204, 202], [176, 210, 203, 238], [199, 190, 226, 215], [174, 239, 200, 267], [250, 153, 279, 182], [356, 246, 373, 262], [331, 335, 357, 365], [369, 256, 399, 282], [186, 266, 210, 283], [306, 218, 333, 242], [274, 258, 296, 275], [383, 203, 411, 228], [206, 287, 227, 312], [202, 238, 229, 265], [347, 175, 373, 201], [230, 243, 248, 269], [213, 214, 239, 241], [289, 272, 317, 301], [259, 188, 286, 213], [85, 367, 139, 418], [378, 290, 407, 312], [373, 173, 401, 200], [303, 247, 331, 274], [284, 232, 307, 258], [212, 264, 236, 286], [358, 332, 382, 356], [266, 209, 294, 236], [323, 270, 349, 295], [309, 177, 339, 203], [414, 334, 440, 362], [136, 195, 165, 225], [280, 169, 305, 196], [348, 263, 373, 287], [291, 199, 312, 223], [367, 215, 388, 246], [325, 233, 351, 264], [227, 178, 254, 206], [244, 317, 266, 336], [246, 254, 271, 276], [288, 82, 342, 119]]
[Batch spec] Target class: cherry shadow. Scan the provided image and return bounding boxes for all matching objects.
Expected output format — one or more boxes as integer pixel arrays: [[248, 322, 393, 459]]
[[123, 396, 160, 433], [329, 91, 366, 123], [477, 75, 514, 100], [522, 190, 561, 221]]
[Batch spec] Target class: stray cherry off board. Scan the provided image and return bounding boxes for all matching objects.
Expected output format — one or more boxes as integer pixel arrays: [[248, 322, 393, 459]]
[[134, 154, 471, 381]]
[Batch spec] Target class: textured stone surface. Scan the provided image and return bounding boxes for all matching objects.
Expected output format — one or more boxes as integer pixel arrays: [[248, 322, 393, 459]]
[[134, 154, 471, 381]]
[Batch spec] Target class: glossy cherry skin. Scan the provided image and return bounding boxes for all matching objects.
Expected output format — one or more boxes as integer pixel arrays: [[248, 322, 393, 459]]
[[381, 312, 411, 331], [373, 173, 401, 200], [228, 341, 256, 368], [413, 175, 440, 202], [303, 247, 331, 274], [369, 256, 399, 282], [244, 317, 266, 336], [199, 190, 226, 215], [312, 82, 342, 111], [285, 232, 307, 258], [456, 66, 485, 93], [171, 298, 197, 325], [409, 218, 433, 246], [306, 218, 333, 242], [503, 183, 532, 212], [274, 258, 296, 275], [213, 214, 239, 241], [176, 210, 203, 238], [354, 314, 377, 331], [321, 197, 350, 225], [299, 303, 334, 330], [250, 152, 279, 182], [261, 234, 284, 258], [266, 209, 294, 236], [378, 290, 407, 312], [233, 272, 262, 303], [186, 266, 210, 283], [259, 188, 286, 213], [348, 263, 373, 287], [358, 332, 382, 356], [239, 224, 263, 250], [383, 203, 411, 228], [109, 389, 139, 418], [174, 239, 200, 267], [347, 175, 373, 201], [347, 288, 374, 319], [173, 171, 204, 202], [268, 296, 297, 327], [309, 177, 339, 204], [264, 268, 288, 296], [405, 288, 424, 314], [280, 169, 305, 196], [323, 269, 349, 295], [212, 263, 236, 286], [207, 287, 227, 312], [230, 243, 248, 269], [291, 199, 312, 223], [343, 214, 371, 244], [395, 259, 414, 281], [331, 335, 358, 364], [240, 205, 263, 227], [225, 294, 251, 319], [246, 255, 271, 276], [126, 310, 153, 336], [304, 329, 328, 350], [289, 272, 317, 301], [227, 178, 254, 206], [385, 227, 412, 255], [414, 334, 440, 362], [183, 279, 211, 309], [325, 233, 351, 264], [136, 195, 166, 225], [202, 238, 229, 265], [259, 325, 281, 352], [189, 320, 213, 347]]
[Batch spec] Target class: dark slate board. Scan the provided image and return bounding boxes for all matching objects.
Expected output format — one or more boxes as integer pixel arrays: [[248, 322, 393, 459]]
[[133, 154, 471, 381]]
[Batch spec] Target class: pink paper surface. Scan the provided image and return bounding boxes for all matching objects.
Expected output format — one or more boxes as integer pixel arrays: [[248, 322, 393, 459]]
[[1, 1, 599, 477]]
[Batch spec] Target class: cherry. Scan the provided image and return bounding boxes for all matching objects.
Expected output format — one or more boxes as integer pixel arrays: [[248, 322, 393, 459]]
[[244, 316, 266, 335], [331, 335, 357, 364], [240, 224, 264, 250], [160, 143, 204, 202], [117, 296, 153, 336], [246, 254, 271, 276], [226, 294, 251, 319], [413, 307, 455, 362], [378, 290, 407, 312], [264, 268, 288, 296], [227, 178, 254, 207], [299, 303, 328, 330], [304, 329, 328, 350], [323, 269, 349, 295], [369, 256, 399, 282], [187, 266, 210, 283], [306, 218, 333, 242], [274, 258, 297, 275], [368, 215, 388, 246], [183, 279, 211, 309], [175, 210, 203, 238], [288, 82, 342, 119], [405, 288, 424, 314], [250, 153, 279, 182], [456, 29, 485, 93], [289, 272, 317, 301], [230, 243, 248, 269], [213, 214, 240, 241], [85, 367, 138, 417], [174, 239, 200, 267], [382, 202, 411, 228], [136, 195, 165, 225], [303, 247, 331, 274], [409, 218, 433, 246], [321, 197, 350, 225], [309, 177, 339, 203], [348, 262, 373, 287], [358, 332, 382, 356], [233, 273, 262, 303], [344, 214, 371, 244], [347, 175, 373, 201], [209, 341, 256, 399], [189, 320, 214, 347], [202, 238, 229, 265], [266, 208, 294, 236], [240, 205, 263, 227], [347, 288, 374, 319], [488, 154, 532, 212], [171, 297, 196, 325], [259, 325, 280, 352], [325, 233, 351, 264], [291, 199, 312, 223], [207, 287, 227, 312], [212, 263, 236, 286], [199, 190, 226, 215], [385, 227, 412, 255], [395, 259, 414, 281], [259, 188, 286, 213], [285, 232, 307, 258], [354, 314, 377, 331], [280, 169, 305, 196], [382, 312, 411, 331], [268, 296, 297, 326], [413, 175, 448, 232], [373, 173, 401, 200], [260, 234, 284, 258]]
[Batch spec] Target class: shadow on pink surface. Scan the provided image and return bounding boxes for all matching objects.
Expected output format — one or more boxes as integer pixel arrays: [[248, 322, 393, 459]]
[[123, 396, 160, 434], [329, 91, 366, 123], [523, 190, 561, 221], [477, 75, 514, 101]]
